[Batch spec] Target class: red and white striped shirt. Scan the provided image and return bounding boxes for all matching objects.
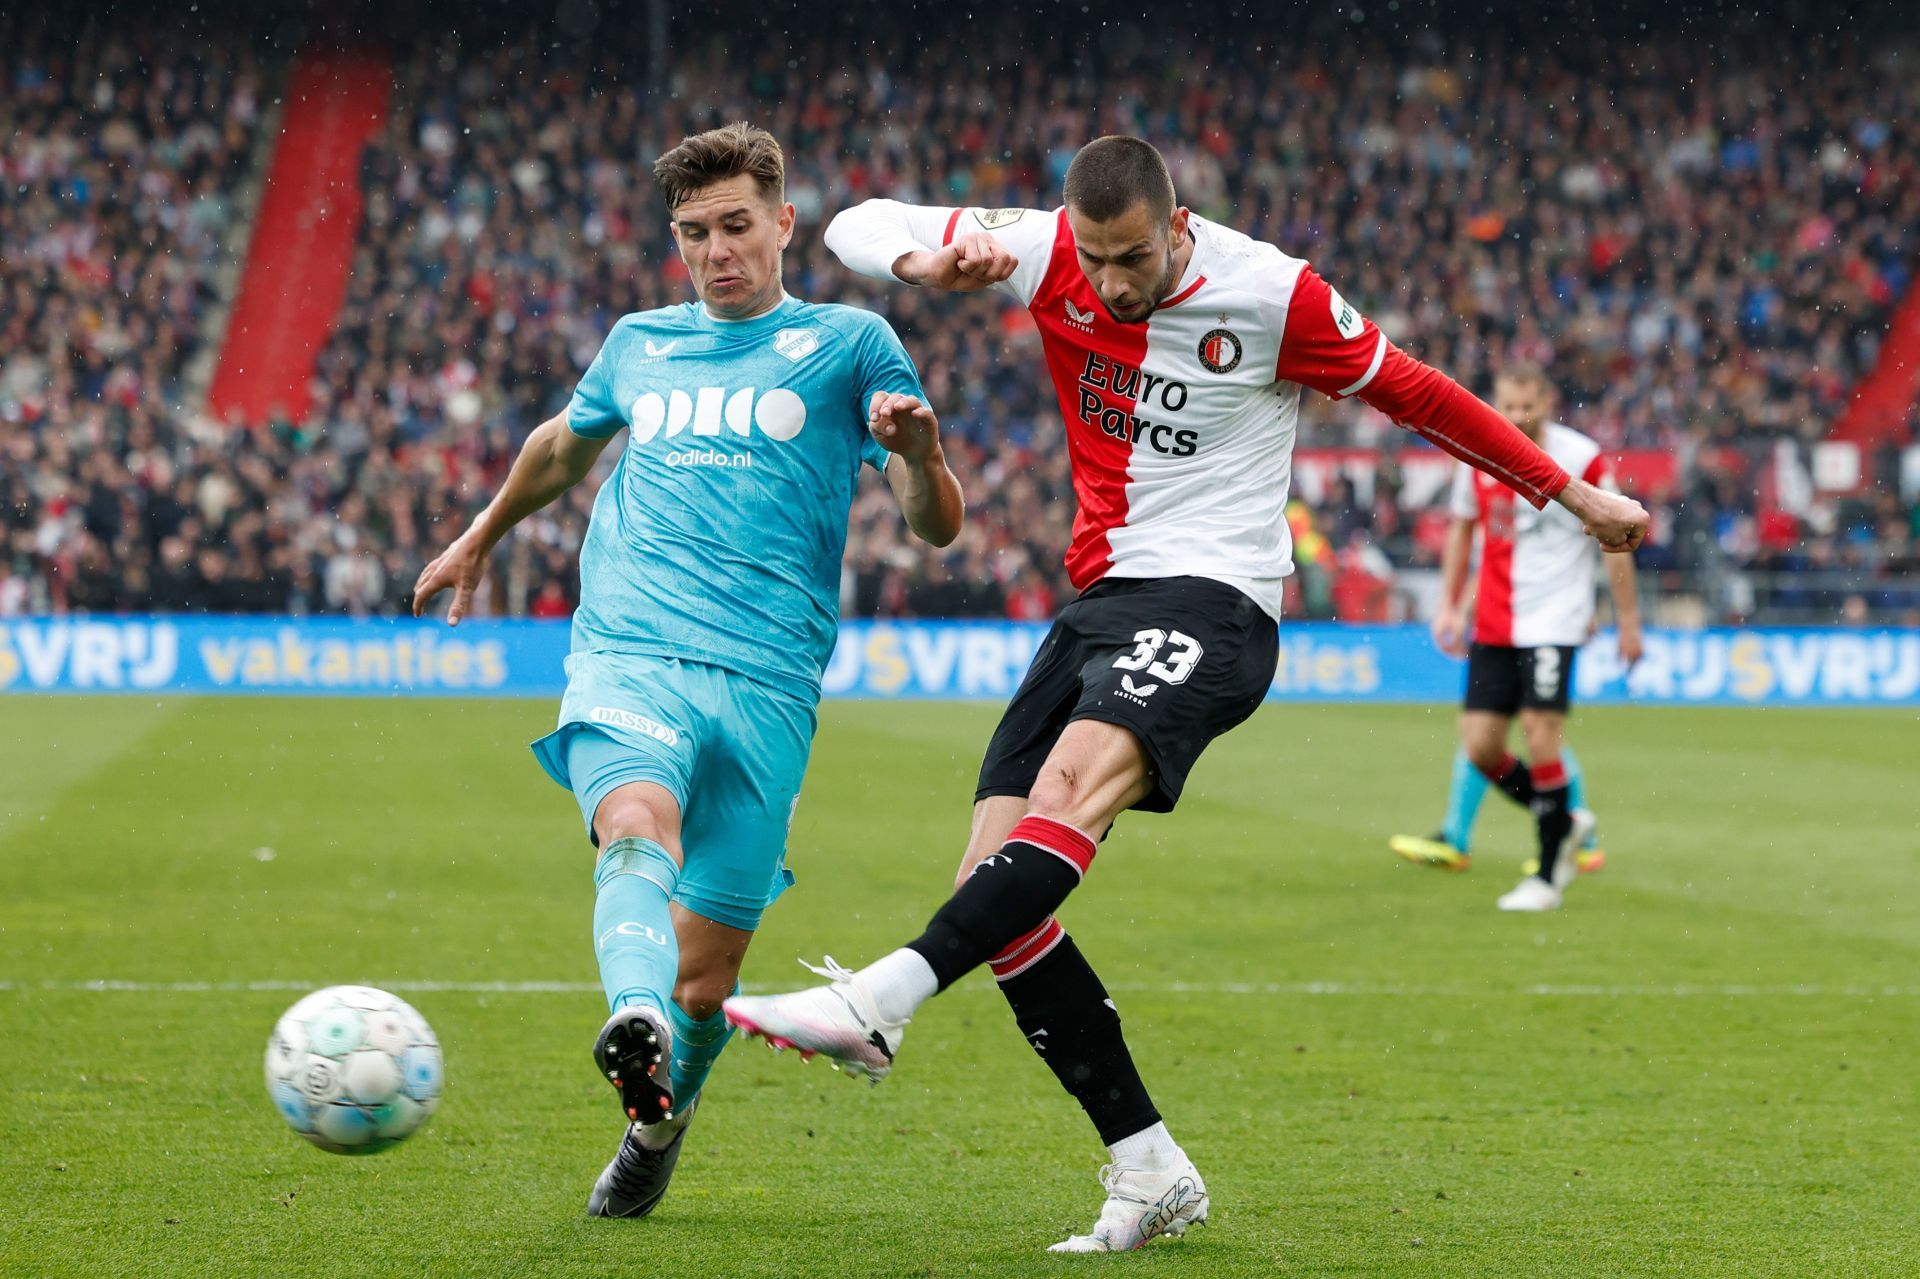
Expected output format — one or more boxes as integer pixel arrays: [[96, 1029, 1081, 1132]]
[[1448, 422, 1614, 647], [827, 201, 1571, 618]]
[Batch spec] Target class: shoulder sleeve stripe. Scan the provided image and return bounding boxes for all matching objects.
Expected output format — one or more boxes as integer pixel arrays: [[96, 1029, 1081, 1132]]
[[942, 209, 963, 247], [1336, 332, 1388, 398]]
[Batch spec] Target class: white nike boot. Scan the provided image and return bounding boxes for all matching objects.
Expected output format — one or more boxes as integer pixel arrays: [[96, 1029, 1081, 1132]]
[[721, 958, 907, 1082], [1049, 1153, 1211, 1252], [1500, 806, 1598, 911]]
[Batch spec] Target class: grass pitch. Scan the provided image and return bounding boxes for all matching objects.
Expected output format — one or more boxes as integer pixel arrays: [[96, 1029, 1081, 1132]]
[[1, 695, 1915, 1277]]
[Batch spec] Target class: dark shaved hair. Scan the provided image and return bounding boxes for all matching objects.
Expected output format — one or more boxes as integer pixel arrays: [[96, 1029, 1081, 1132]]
[[653, 121, 786, 213], [1063, 136, 1176, 224]]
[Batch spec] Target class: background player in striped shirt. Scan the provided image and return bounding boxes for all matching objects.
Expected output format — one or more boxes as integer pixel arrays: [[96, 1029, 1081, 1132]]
[[1392, 363, 1644, 910], [725, 138, 1649, 1251]]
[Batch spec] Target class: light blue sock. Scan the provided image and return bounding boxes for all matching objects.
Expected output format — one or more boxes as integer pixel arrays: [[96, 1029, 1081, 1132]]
[[1441, 747, 1489, 853], [666, 991, 737, 1106], [591, 837, 681, 1016], [1564, 745, 1585, 811], [1563, 746, 1595, 847]]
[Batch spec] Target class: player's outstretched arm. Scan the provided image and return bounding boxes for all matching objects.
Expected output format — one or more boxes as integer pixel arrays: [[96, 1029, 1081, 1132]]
[[825, 199, 1020, 295], [870, 391, 964, 547], [1276, 268, 1649, 554], [1349, 350, 1647, 553], [412, 412, 613, 624]]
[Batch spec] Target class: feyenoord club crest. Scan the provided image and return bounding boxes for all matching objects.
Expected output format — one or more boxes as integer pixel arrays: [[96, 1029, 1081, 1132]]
[[1198, 328, 1242, 374]]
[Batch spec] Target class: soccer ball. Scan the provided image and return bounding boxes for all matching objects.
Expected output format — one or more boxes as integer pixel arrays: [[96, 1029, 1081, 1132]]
[[264, 985, 443, 1155]]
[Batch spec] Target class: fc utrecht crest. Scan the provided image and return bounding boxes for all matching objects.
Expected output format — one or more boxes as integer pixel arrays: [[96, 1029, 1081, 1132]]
[[774, 328, 820, 362]]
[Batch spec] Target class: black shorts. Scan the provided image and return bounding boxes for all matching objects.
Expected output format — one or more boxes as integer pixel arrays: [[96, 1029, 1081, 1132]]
[[976, 576, 1279, 814], [1463, 642, 1578, 716]]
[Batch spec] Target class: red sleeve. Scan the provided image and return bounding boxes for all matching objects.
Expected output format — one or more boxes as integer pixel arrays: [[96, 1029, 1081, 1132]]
[[1278, 267, 1569, 506], [1276, 268, 1389, 398], [1354, 344, 1571, 508], [1582, 452, 1615, 488]]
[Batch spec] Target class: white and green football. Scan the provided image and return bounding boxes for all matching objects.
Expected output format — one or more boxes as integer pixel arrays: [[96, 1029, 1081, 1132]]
[[265, 985, 442, 1154]]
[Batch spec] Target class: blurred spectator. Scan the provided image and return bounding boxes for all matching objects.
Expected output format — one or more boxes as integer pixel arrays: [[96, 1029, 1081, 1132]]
[[4, 12, 1916, 623]]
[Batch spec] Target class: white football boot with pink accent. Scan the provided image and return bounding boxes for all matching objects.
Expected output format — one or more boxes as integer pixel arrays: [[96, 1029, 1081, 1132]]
[[1049, 1154, 1211, 1252], [721, 958, 906, 1082]]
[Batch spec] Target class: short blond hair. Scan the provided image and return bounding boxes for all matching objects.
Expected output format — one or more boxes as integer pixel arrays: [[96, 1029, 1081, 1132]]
[[1493, 361, 1555, 395], [652, 122, 785, 212]]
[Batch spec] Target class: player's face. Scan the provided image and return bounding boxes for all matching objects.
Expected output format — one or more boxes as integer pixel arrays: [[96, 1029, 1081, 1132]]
[[670, 174, 795, 320], [1492, 377, 1555, 438], [1068, 201, 1191, 325]]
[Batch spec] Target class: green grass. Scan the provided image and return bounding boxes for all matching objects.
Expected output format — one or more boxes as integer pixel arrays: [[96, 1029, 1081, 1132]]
[[2, 696, 1916, 1277]]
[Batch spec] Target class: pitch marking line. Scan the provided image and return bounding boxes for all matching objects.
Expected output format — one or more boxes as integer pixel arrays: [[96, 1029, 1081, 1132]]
[[1, 980, 1915, 997]]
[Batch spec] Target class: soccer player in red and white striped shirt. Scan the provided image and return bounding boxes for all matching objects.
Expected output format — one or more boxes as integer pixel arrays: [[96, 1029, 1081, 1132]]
[[1400, 363, 1644, 911], [726, 138, 1648, 1252]]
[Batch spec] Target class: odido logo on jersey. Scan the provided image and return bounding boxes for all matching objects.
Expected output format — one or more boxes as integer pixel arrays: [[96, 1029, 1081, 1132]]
[[627, 387, 808, 445]]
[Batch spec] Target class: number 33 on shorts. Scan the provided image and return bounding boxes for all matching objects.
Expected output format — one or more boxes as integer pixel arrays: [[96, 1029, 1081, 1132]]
[[1112, 628, 1205, 689]]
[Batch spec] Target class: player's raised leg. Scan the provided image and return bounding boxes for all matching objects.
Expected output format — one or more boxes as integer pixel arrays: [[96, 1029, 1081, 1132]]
[[588, 902, 753, 1219], [586, 776, 687, 1128], [588, 663, 813, 1217]]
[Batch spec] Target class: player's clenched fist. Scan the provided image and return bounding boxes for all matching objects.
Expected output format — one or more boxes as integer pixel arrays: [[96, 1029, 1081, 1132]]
[[868, 391, 942, 462], [1557, 480, 1650, 554], [894, 232, 1017, 292]]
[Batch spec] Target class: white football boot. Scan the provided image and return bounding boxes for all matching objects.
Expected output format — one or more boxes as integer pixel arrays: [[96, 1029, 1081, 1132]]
[[1496, 876, 1562, 911], [1500, 806, 1598, 911], [1049, 1154, 1211, 1252], [721, 957, 906, 1082]]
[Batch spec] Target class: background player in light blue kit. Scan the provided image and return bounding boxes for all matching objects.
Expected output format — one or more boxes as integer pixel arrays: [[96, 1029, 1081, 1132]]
[[412, 123, 962, 1217]]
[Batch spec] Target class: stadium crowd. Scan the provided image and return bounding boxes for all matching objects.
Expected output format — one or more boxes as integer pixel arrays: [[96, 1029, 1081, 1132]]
[[6, 14, 1918, 623]]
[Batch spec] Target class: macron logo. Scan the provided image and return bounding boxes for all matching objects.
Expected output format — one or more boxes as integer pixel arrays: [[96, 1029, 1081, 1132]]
[[1064, 299, 1097, 331]]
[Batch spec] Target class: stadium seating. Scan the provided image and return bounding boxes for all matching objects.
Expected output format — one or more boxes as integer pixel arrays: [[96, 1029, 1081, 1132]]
[[4, 15, 1916, 623]]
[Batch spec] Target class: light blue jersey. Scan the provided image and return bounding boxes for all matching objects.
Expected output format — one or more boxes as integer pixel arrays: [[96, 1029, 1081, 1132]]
[[564, 295, 921, 701], [533, 292, 928, 952]]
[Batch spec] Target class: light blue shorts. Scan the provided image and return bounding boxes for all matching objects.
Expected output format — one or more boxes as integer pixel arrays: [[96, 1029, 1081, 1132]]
[[531, 650, 816, 932]]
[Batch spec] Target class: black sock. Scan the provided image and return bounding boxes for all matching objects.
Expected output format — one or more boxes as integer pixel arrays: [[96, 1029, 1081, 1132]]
[[1479, 752, 1535, 808], [905, 816, 1095, 990], [1533, 783, 1573, 881], [999, 934, 1160, 1146]]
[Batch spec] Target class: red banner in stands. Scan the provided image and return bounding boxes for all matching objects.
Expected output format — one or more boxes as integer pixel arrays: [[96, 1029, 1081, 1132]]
[[207, 50, 391, 426]]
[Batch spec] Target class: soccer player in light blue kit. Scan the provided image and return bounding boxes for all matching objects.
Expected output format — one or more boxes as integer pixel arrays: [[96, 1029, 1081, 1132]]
[[413, 123, 962, 1217]]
